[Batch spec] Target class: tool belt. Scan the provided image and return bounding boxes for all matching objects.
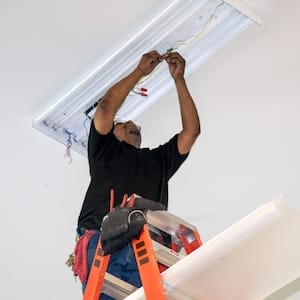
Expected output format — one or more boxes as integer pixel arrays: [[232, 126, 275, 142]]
[[100, 197, 165, 255]]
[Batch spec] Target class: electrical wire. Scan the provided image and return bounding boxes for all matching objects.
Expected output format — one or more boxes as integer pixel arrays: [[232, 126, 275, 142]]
[[49, 123, 77, 163], [169, 1, 224, 51], [130, 87, 148, 97], [135, 1, 224, 89], [83, 117, 90, 139], [63, 129, 73, 163]]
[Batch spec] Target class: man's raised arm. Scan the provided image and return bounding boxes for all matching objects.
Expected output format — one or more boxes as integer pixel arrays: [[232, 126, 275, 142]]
[[165, 52, 201, 154], [94, 51, 163, 134]]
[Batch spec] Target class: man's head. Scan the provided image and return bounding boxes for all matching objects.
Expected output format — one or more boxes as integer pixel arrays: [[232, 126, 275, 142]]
[[113, 120, 141, 148]]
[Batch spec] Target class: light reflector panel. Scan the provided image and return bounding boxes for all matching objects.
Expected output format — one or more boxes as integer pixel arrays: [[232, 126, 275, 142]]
[[33, 0, 259, 156]]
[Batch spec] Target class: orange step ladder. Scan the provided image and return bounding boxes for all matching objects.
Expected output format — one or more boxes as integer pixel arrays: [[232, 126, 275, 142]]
[[83, 194, 202, 300]]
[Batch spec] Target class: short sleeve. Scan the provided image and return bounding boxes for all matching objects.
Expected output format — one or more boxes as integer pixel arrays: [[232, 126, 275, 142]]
[[88, 119, 116, 159], [152, 134, 189, 180]]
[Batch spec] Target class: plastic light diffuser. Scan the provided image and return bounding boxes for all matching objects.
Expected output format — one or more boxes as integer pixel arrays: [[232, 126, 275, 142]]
[[33, 0, 260, 156], [125, 197, 300, 299]]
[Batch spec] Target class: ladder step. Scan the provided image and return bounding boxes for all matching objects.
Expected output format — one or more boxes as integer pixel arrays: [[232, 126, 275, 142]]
[[146, 210, 198, 238], [103, 273, 137, 300], [151, 240, 184, 267]]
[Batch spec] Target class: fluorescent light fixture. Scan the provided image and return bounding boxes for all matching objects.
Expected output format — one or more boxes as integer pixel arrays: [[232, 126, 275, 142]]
[[33, 0, 260, 156]]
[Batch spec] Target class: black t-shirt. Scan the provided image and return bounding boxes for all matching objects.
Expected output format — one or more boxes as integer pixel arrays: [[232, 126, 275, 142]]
[[77, 120, 189, 229]]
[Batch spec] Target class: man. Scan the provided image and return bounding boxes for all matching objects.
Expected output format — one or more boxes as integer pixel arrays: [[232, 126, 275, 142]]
[[76, 50, 200, 299]]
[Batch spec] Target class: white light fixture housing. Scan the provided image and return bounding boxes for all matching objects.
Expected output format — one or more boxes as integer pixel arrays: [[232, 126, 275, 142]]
[[33, 0, 260, 156]]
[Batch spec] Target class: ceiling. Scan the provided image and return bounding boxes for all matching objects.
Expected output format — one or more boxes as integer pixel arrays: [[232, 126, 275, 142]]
[[1, 0, 300, 299]]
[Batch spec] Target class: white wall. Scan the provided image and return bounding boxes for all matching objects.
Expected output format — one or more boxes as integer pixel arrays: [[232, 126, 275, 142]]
[[139, 0, 300, 298], [0, 0, 299, 299]]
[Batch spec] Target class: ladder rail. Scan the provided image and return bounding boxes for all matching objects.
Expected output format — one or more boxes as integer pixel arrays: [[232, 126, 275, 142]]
[[131, 224, 168, 300], [83, 241, 111, 300]]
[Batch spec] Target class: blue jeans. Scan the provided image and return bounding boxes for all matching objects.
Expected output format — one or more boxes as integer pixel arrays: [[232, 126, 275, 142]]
[[82, 231, 142, 300]]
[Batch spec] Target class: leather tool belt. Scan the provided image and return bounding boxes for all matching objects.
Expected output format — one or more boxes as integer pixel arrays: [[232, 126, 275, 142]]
[[100, 197, 165, 255]]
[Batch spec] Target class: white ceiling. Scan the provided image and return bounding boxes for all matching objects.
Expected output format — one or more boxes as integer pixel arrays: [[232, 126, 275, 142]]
[[1, 0, 300, 299]]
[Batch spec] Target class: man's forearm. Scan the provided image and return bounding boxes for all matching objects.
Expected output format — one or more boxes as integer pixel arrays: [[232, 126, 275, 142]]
[[94, 51, 162, 134], [103, 68, 144, 113], [175, 78, 200, 136]]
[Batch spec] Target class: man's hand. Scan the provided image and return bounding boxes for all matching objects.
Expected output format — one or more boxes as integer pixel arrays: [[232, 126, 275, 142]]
[[164, 52, 185, 80], [137, 50, 163, 76]]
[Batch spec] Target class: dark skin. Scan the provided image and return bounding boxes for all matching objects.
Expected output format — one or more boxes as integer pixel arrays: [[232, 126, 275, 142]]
[[94, 50, 200, 153], [113, 120, 142, 148]]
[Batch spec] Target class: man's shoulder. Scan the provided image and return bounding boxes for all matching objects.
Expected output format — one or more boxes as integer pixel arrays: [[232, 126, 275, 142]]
[[149, 134, 179, 151], [88, 120, 118, 159]]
